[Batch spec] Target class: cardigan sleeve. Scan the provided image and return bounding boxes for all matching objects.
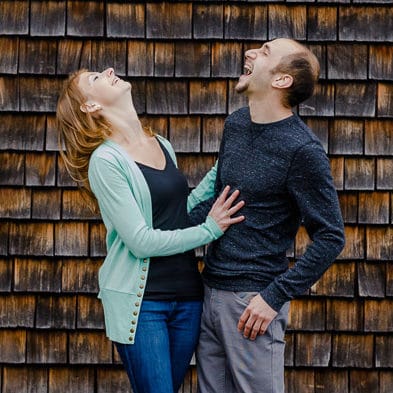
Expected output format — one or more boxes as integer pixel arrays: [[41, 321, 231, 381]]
[[88, 155, 223, 259]]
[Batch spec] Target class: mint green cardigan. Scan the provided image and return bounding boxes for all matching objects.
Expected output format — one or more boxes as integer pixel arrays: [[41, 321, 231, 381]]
[[88, 135, 220, 344]]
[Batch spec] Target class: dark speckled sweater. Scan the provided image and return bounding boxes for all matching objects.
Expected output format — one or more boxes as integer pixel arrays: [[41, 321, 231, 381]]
[[189, 107, 345, 312]]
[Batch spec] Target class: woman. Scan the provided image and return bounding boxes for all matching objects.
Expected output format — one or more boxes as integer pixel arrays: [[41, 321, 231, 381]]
[[56, 67, 244, 393]]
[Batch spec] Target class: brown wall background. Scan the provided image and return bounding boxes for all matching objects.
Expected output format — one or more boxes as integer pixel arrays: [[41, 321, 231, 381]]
[[0, 1, 393, 392]]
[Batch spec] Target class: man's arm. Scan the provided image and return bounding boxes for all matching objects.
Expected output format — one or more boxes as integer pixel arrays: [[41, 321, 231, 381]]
[[239, 141, 345, 340]]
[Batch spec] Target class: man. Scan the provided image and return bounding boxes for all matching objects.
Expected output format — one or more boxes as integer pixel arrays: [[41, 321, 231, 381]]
[[189, 38, 345, 393]]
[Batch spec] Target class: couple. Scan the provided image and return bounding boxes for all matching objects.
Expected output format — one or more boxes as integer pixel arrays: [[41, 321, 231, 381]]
[[56, 38, 345, 393]]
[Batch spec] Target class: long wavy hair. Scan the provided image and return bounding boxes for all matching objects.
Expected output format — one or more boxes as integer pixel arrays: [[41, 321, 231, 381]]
[[56, 69, 153, 199]]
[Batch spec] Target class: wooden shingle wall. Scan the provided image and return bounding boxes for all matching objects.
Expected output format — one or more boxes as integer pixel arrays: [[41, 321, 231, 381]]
[[0, 1, 392, 392]]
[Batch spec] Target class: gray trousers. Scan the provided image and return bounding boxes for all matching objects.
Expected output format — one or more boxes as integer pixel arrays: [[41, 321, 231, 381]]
[[196, 284, 289, 393]]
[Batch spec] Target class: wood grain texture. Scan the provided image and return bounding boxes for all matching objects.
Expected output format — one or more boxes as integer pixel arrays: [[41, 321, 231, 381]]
[[177, 155, 216, 187], [127, 41, 153, 77], [228, 80, 248, 114], [89, 223, 106, 257], [169, 116, 201, 153], [299, 83, 335, 117], [154, 43, 175, 77], [308, 7, 337, 41], [0, 1, 29, 34], [32, 189, 61, 220], [364, 300, 393, 332], [380, 372, 393, 393], [268, 5, 306, 40], [2, 367, 48, 393], [327, 45, 367, 80], [0, 258, 12, 291], [332, 334, 373, 367], [77, 295, 104, 329], [62, 189, 100, 220], [285, 369, 315, 393], [30, 1, 66, 36], [62, 258, 100, 293], [0, 37, 18, 74], [326, 299, 363, 331], [365, 120, 393, 155], [359, 192, 389, 224], [377, 83, 393, 117], [288, 299, 325, 331], [175, 43, 210, 77], [67, 1, 104, 37], [26, 331, 67, 363], [25, 153, 56, 186], [202, 117, 224, 153], [14, 258, 61, 293], [330, 157, 344, 190], [106, 3, 145, 38], [212, 42, 242, 78], [49, 367, 94, 393], [0, 295, 35, 328], [57, 40, 92, 75], [366, 227, 393, 260], [96, 369, 131, 393], [329, 120, 363, 155], [358, 262, 385, 298], [376, 336, 393, 367], [69, 332, 112, 364], [338, 226, 364, 260], [305, 118, 328, 152], [0, 77, 19, 111], [335, 83, 376, 117], [36, 295, 76, 329], [0, 187, 31, 219], [344, 158, 375, 191], [369, 46, 393, 80], [146, 81, 187, 114], [193, 4, 223, 39], [0, 330, 26, 363], [295, 333, 331, 367], [190, 81, 227, 114], [315, 370, 348, 393], [91, 41, 127, 76], [349, 370, 378, 393], [338, 193, 358, 224], [55, 222, 89, 256]]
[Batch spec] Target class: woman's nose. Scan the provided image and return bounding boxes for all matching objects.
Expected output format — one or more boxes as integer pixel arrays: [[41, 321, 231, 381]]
[[104, 68, 114, 77]]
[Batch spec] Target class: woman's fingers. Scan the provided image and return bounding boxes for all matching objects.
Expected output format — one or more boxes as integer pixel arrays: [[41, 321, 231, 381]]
[[222, 189, 240, 209], [227, 200, 245, 216], [229, 215, 245, 224]]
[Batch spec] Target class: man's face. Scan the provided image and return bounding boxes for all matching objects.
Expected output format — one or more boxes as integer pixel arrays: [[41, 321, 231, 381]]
[[235, 39, 300, 95]]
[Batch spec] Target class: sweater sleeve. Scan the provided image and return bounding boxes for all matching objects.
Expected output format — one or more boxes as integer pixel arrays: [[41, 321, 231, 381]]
[[88, 155, 223, 259], [260, 141, 345, 312]]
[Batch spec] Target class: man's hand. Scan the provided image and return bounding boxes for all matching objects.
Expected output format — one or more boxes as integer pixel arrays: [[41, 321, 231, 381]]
[[237, 294, 278, 340]]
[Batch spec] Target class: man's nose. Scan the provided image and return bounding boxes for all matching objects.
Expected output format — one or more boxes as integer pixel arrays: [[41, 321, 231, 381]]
[[245, 50, 257, 60]]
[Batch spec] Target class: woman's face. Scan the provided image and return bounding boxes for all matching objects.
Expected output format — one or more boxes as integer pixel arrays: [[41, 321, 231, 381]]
[[78, 68, 131, 110]]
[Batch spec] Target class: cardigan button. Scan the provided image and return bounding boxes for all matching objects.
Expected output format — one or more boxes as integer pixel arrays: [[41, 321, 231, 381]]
[[128, 337, 133, 342], [135, 302, 140, 307], [142, 267, 147, 272], [139, 284, 144, 289], [137, 292, 142, 297], [133, 311, 138, 316], [131, 320, 136, 325], [130, 328, 135, 333], [141, 275, 146, 280], [143, 258, 148, 263]]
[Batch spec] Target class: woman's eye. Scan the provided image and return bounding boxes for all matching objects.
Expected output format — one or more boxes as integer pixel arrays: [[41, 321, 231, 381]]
[[93, 76, 99, 81]]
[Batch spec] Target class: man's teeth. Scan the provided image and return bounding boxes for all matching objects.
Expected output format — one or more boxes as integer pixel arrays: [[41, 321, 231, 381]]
[[244, 66, 252, 75]]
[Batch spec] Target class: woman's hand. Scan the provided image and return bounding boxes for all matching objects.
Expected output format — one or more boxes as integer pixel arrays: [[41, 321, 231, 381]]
[[208, 185, 245, 232]]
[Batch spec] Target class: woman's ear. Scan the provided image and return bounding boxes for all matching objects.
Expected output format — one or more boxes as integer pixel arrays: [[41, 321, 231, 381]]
[[272, 74, 293, 89], [80, 101, 102, 113]]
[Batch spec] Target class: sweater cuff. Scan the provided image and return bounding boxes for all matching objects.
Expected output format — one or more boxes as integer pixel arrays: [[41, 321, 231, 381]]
[[204, 215, 224, 240], [260, 282, 290, 313]]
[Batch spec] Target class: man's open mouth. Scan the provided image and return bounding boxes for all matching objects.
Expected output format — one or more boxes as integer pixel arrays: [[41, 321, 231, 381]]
[[243, 64, 253, 76]]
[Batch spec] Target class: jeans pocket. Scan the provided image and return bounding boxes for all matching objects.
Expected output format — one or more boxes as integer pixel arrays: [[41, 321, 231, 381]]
[[231, 291, 259, 307]]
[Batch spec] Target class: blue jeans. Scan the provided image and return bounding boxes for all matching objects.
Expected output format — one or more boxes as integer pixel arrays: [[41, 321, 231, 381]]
[[115, 300, 203, 393]]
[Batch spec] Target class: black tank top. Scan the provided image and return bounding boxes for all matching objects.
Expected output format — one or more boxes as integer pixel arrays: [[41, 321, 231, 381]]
[[135, 138, 203, 301]]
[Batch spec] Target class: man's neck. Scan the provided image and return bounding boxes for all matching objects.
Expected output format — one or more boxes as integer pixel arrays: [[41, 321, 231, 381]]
[[248, 97, 293, 124]]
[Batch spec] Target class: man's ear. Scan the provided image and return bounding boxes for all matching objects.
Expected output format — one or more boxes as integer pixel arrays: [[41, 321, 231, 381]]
[[80, 101, 102, 113], [272, 74, 293, 89]]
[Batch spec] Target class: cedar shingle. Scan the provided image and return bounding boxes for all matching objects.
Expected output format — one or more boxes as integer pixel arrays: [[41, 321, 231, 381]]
[[313, 262, 355, 297], [20, 78, 62, 112], [380, 372, 393, 393], [0, 114, 45, 151], [0, 37, 18, 74], [308, 7, 337, 41], [332, 334, 373, 367], [337, 226, 364, 260], [49, 367, 94, 393], [146, 81, 187, 114], [295, 333, 331, 367], [365, 120, 393, 155], [154, 43, 175, 77], [0, 330, 26, 363], [0, 295, 35, 327], [339, 7, 393, 42], [307, 44, 326, 80], [77, 295, 104, 329], [106, 3, 145, 38], [364, 300, 393, 332], [32, 189, 61, 220], [0, 77, 19, 111], [0, 258, 12, 291], [3, 367, 48, 393], [193, 5, 223, 39], [36, 295, 76, 329], [127, 41, 153, 77], [0, 1, 29, 34], [9, 223, 54, 256], [228, 80, 248, 114], [131, 79, 146, 114], [202, 117, 225, 153], [62, 189, 100, 220], [269, 5, 306, 40], [0, 153, 24, 185], [329, 120, 363, 155], [26, 153, 56, 186], [349, 370, 378, 393], [169, 116, 201, 153], [0, 188, 30, 219], [295, 226, 311, 258], [26, 331, 67, 363], [377, 158, 393, 190], [30, 1, 66, 36], [62, 258, 100, 293], [91, 41, 127, 76], [57, 40, 92, 75], [57, 155, 78, 187], [285, 369, 315, 393], [359, 192, 389, 224], [305, 119, 328, 152], [146, 3, 192, 39], [344, 158, 375, 191], [358, 262, 386, 298], [96, 369, 130, 393], [327, 45, 367, 80], [377, 83, 393, 117], [67, 1, 104, 37], [376, 336, 393, 367], [177, 155, 216, 187], [55, 222, 89, 256], [326, 299, 363, 331], [284, 333, 294, 367], [14, 258, 61, 292], [225, 5, 267, 40], [335, 83, 376, 117], [142, 116, 169, 138], [366, 227, 393, 260], [315, 370, 349, 393], [212, 42, 242, 78], [190, 81, 227, 114], [369, 46, 393, 80], [287, 299, 325, 331], [387, 263, 393, 297], [175, 43, 210, 77], [90, 223, 106, 257], [330, 157, 344, 190], [338, 193, 358, 224], [299, 83, 334, 117], [69, 332, 112, 364]]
